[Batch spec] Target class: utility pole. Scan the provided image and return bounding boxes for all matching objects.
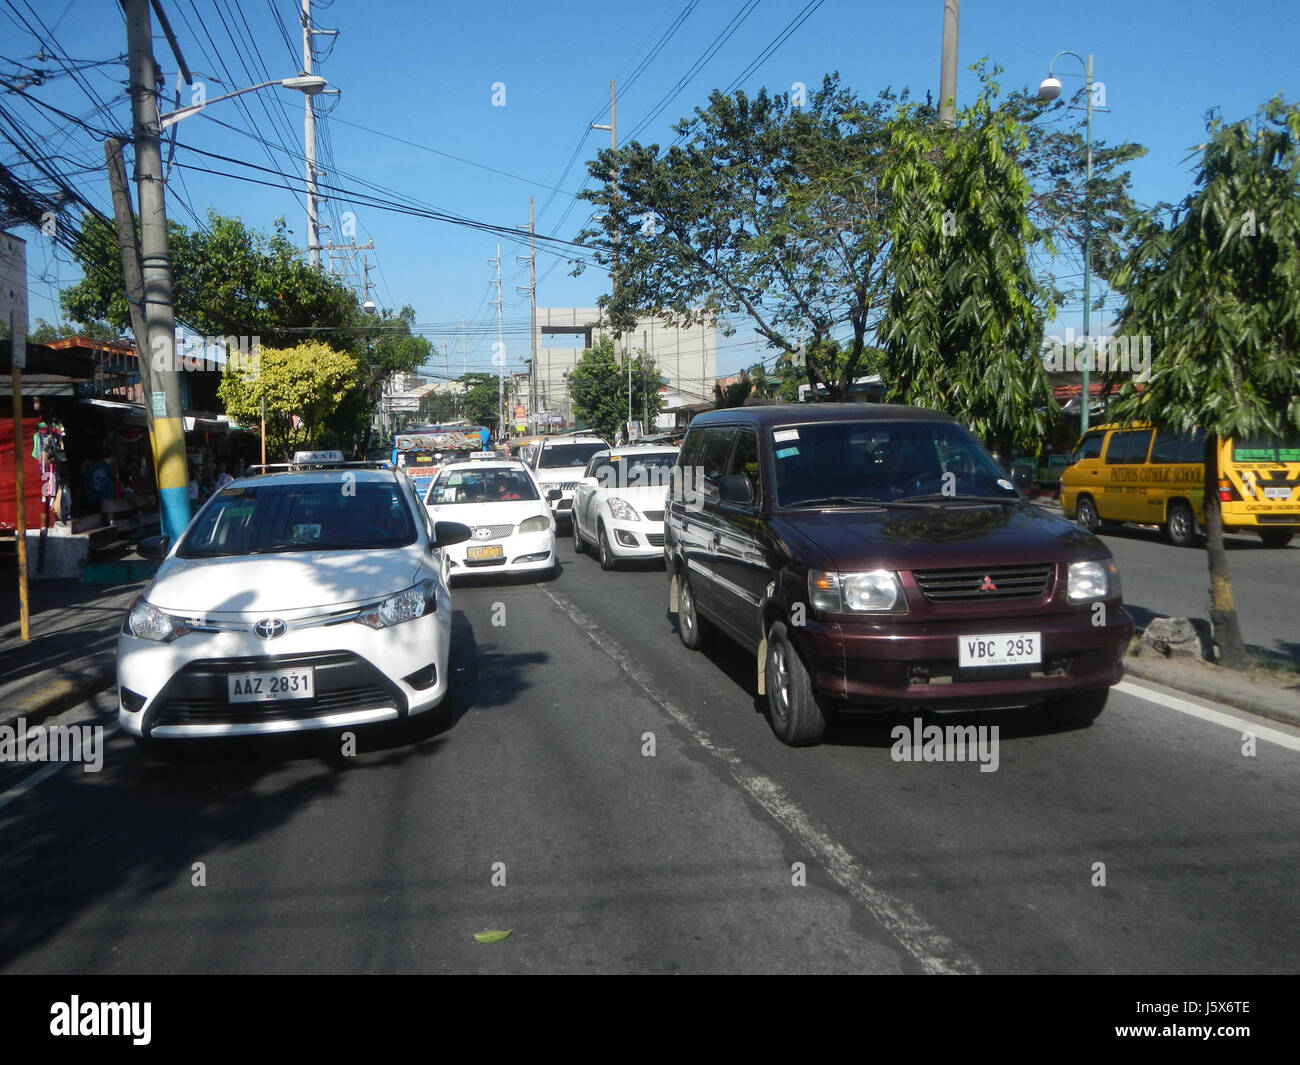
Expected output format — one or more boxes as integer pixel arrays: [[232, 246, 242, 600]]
[[515, 196, 537, 436], [938, 0, 960, 126], [490, 243, 503, 441], [592, 80, 625, 437], [124, 0, 189, 543], [301, 0, 322, 266], [104, 138, 158, 473], [361, 256, 374, 309]]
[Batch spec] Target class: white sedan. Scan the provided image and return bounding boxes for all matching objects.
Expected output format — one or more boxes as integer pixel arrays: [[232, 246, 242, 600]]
[[424, 459, 557, 579], [572, 446, 679, 569], [118, 456, 471, 747]]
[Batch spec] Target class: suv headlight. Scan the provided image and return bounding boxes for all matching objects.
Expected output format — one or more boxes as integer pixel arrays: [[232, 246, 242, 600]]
[[124, 598, 190, 643], [517, 514, 550, 534], [808, 570, 907, 613], [607, 496, 640, 522], [1067, 560, 1117, 602], [356, 579, 437, 629]]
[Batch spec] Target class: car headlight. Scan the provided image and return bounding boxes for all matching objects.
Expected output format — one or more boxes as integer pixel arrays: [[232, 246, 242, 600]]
[[808, 570, 906, 613], [1067, 560, 1115, 602], [356, 579, 437, 629], [125, 598, 190, 643], [608, 496, 640, 522], [517, 514, 550, 534]]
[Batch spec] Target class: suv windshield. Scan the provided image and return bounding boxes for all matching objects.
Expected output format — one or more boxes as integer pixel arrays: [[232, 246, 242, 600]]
[[537, 441, 607, 469], [772, 420, 1017, 508], [180, 481, 417, 557]]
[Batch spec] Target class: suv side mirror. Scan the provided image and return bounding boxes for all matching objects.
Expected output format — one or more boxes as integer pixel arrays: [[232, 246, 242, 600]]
[[719, 474, 755, 505], [433, 521, 473, 548], [1011, 464, 1034, 492]]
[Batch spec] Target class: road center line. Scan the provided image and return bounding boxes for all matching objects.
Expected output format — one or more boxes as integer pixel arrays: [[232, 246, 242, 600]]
[[542, 586, 980, 976], [0, 721, 120, 812], [1115, 680, 1300, 752]]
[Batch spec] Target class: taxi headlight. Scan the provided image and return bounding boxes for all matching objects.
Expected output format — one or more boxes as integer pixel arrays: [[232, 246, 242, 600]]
[[356, 580, 437, 629], [125, 598, 190, 643], [517, 514, 550, 534]]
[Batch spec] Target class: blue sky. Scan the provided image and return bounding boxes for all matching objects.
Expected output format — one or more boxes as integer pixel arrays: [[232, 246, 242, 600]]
[[5, 0, 1298, 377]]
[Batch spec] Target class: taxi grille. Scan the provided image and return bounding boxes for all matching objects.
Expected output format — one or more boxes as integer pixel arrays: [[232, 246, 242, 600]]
[[473, 524, 515, 540], [145, 651, 405, 729], [912, 564, 1052, 603]]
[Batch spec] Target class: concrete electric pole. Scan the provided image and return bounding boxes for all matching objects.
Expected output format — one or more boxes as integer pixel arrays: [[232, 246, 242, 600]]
[[938, 0, 960, 126], [123, 0, 190, 543], [516, 196, 537, 433]]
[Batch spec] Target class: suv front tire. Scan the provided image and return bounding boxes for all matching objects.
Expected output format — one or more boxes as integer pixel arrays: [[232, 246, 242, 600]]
[[764, 621, 831, 746]]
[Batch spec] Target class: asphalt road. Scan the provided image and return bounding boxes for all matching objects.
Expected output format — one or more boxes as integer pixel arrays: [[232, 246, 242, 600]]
[[1095, 522, 1300, 659], [1, 540, 1298, 974]]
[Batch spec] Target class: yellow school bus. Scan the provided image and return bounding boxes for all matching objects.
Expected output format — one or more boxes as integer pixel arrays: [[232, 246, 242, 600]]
[[1060, 423, 1300, 548]]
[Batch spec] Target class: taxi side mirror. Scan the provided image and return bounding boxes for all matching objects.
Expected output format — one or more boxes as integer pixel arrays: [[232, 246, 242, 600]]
[[433, 521, 473, 548]]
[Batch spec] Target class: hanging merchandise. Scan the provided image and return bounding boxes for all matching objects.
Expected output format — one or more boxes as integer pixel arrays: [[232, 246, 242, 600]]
[[33, 419, 70, 523]]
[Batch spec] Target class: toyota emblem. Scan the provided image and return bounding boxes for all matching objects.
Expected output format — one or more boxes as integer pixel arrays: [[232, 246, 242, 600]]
[[253, 618, 287, 640], [474, 527, 493, 539]]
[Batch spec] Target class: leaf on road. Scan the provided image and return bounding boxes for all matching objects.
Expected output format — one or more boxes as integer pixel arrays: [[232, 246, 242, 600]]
[[474, 929, 512, 943]]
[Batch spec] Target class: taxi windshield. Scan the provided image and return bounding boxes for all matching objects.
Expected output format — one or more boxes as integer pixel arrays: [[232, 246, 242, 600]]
[[180, 481, 417, 557], [427, 468, 539, 504]]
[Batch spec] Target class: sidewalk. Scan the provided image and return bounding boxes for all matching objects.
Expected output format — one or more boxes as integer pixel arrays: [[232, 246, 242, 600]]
[[0, 572, 146, 730]]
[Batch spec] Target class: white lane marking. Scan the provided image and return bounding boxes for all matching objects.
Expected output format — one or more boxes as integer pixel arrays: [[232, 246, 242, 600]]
[[0, 721, 121, 812], [1116, 681, 1300, 752], [542, 587, 979, 976]]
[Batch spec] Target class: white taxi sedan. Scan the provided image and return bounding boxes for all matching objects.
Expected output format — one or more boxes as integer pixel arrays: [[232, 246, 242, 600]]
[[117, 454, 472, 746], [423, 459, 557, 578], [572, 446, 679, 569]]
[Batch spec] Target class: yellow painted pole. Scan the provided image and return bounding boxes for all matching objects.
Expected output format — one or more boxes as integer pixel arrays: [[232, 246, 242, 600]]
[[11, 365, 29, 640]]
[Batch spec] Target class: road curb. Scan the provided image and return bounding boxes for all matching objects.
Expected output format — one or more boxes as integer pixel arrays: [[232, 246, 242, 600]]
[[0, 665, 116, 732], [1123, 654, 1300, 729]]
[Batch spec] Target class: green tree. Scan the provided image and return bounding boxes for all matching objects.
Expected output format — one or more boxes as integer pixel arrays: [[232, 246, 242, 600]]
[[568, 337, 661, 442], [457, 372, 502, 434], [417, 388, 460, 424], [714, 376, 753, 408], [878, 78, 1056, 459], [1105, 97, 1300, 671], [27, 317, 121, 343], [60, 211, 362, 349], [576, 76, 901, 401], [217, 340, 361, 461], [346, 305, 432, 448]]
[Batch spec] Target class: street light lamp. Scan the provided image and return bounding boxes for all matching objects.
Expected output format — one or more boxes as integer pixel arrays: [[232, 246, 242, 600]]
[[160, 74, 328, 128], [1038, 51, 1100, 434]]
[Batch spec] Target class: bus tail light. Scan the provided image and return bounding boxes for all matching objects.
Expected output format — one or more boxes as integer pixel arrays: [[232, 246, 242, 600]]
[[1218, 479, 1237, 502]]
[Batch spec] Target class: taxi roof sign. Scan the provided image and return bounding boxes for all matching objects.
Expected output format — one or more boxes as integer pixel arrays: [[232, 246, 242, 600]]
[[292, 450, 345, 465]]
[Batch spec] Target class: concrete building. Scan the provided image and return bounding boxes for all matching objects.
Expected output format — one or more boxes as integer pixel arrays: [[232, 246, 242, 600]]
[[530, 308, 715, 431]]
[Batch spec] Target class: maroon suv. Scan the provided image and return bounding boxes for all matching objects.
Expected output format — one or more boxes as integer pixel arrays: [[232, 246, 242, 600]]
[[664, 404, 1133, 746]]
